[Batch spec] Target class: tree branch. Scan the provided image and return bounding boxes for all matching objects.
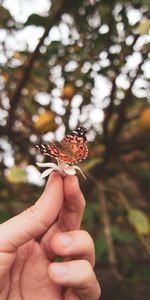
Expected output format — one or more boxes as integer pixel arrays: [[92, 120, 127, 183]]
[[7, 0, 64, 130], [86, 172, 122, 280], [109, 52, 148, 144]]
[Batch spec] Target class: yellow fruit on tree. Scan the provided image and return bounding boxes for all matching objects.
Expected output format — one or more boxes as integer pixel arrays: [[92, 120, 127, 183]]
[[61, 84, 75, 99], [139, 108, 150, 131], [34, 111, 57, 133]]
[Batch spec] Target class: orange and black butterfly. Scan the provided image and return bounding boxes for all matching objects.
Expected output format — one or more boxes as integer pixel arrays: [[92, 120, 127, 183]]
[[36, 127, 88, 165]]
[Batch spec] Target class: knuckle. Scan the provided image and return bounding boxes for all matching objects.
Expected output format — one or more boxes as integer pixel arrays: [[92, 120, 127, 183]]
[[24, 205, 48, 231]]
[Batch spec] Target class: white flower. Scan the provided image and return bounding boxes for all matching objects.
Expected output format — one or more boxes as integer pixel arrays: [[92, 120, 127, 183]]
[[36, 159, 86, 179]]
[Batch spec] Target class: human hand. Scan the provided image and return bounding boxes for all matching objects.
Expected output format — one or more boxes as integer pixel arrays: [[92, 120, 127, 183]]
[[0, 173, 101, 299]]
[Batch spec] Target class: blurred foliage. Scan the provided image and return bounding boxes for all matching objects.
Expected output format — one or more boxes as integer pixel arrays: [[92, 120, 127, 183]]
[[0, 0, 150, 293], [6, 166, 28, 183], [128, 208, 150, 235]]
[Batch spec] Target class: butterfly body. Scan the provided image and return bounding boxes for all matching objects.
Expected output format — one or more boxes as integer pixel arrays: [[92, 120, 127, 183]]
[[36, 127, 88, 165]]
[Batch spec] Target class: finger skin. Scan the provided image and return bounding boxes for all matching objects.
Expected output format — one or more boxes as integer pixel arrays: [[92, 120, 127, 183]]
[[50, 230, 95, 267], [0, 173, 63, 252], [48, 260, 101, 300], [58, 176, 86, 230], [41, 176, 86, 259]]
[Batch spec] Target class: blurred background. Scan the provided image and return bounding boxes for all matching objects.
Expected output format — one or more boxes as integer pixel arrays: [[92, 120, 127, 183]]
[[0, 0, 150, 299]]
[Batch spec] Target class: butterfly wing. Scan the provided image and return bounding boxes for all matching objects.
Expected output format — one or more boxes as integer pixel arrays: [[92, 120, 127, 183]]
[[36, 130, 88, 165], [35, 143, 59, 158], [59, 134, 88, 164]]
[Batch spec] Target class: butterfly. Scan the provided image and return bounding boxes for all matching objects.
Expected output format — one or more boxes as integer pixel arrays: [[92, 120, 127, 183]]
[[36, 127, 88, 165]]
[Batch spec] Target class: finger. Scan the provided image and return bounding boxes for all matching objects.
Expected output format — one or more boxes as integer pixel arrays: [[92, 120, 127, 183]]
[[48, 260, 101, 300], [50, 230, 95, 267], [40, 176, 86, 258], [0, 173, 63, 252], [58, 175, 86, 230]]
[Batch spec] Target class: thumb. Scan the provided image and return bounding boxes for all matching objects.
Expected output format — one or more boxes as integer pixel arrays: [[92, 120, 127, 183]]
[[0, 173, 63, 252]]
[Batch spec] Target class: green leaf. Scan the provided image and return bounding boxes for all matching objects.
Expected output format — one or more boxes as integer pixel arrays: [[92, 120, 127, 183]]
[[136, 20, 150, 35], [7, 166, 27, 184], [128, 208, 150, 235], [24, 14, 49, 27]]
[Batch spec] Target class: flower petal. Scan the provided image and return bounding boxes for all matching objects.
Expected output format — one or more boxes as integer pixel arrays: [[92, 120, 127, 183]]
[[36, 162, 57, 168], [40, 168, 55, 179], [73, 165, 86, 179], [64, 166, 76, 176]]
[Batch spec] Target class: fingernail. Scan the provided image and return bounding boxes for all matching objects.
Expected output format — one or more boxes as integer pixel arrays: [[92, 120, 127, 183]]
[[51, 264, 67, 277], [57, 233, 72, 247]]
